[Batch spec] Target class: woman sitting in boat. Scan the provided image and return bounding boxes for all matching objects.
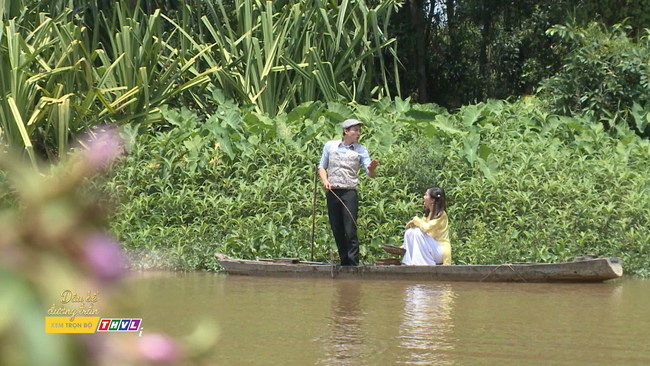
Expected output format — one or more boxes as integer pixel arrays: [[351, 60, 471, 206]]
[[402, 186, 451, 265]]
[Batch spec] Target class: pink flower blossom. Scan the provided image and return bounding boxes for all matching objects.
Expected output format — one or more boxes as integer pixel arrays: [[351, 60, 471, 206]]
[[83, 233, 126, 282], [83, 128, 124, 169], [138, 333, 181, 364]]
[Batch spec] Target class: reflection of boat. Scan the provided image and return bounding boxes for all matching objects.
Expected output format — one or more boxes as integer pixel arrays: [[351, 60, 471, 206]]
[[213, 254, 623, 283]]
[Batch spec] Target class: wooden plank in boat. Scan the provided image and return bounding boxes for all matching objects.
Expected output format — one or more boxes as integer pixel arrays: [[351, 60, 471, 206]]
[[273, 258, 300, 264], [257, 258, 300, 263]]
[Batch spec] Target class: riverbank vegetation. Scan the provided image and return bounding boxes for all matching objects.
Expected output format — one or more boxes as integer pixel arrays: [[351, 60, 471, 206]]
[[95, 96, 650, 276], [2, 0, 649, 275]]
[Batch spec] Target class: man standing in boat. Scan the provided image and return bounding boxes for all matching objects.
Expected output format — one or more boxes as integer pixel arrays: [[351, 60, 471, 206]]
[[318, 119, 379, 266]]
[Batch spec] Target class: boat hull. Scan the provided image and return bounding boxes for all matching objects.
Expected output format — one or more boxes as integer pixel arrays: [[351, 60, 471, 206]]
[[214, 255, 623, 283]]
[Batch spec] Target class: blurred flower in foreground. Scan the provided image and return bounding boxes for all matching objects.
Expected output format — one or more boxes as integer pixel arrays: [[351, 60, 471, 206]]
[[1, 127, 217, 366], [138, 334, 182, 364], [84, 233, 126, 283], [66, 127, 125, 186], [82, 127, 124, 171]]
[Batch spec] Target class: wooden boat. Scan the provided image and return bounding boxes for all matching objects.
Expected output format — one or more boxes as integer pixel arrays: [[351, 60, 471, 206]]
[[214, 253, 623, 283]]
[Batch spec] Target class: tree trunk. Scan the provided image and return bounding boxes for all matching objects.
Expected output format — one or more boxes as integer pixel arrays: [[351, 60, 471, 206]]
[[446, 0, 461, 107], [479, 2, 494, 99], [410, 0, 428, 103]]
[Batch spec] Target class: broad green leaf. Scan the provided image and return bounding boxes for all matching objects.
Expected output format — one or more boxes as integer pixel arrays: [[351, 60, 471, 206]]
[[425, 114, 464, 137], [248, 135, 260, 146], [394, 96, 410, 114], [183, 135, 204, 155], [478, 144, 494, 161], [205, 117, 234, 159], [462, 104, 484, 126], [616, 141, 630, 162], [461, 133, 480, 166], [631, 102, 648, 133], [325, 102, 354, 121], [478, 155, 498, 183], [120, 123, 140, 153]]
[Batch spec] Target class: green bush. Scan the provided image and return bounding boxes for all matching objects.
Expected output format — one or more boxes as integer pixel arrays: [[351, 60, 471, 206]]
[[1, 0, 400, 162], [540, 21, 650, 137], [438, 99, 650, 276], [99, 96, 650, 275]]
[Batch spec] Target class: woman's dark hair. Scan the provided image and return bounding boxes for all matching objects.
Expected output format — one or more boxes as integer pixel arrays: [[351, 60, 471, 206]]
[[423, 186, 446, 219]]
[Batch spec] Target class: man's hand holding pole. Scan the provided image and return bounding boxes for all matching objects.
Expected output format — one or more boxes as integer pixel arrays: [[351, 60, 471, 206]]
[[318, 168, 331, 190]]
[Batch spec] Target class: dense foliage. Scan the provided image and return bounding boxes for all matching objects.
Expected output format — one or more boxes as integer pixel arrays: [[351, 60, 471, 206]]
[[2, 1, 649, 276], [391, 0, 650, 111], [1, 0, 399, 160], [0, 0, 216, 164], [2, 4, 649, 365], [99, 97, 650, 276], [540, 22, 650, 137]]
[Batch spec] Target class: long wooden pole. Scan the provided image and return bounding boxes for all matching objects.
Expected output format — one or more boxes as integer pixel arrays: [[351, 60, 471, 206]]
[[310, 164, 317, 261]]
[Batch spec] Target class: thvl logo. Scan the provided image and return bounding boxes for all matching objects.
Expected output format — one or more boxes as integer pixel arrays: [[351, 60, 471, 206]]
[[96, 318, 141, 332]]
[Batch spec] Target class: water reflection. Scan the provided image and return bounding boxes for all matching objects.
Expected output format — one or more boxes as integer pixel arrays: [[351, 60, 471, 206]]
[[397, 284, 455, 365], [131, 274, 650, 366], [319, 280, 365, 366]]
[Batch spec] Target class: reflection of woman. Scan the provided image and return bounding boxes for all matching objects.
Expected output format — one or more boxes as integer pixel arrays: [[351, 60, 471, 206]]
[[398, 284, 454, 364], [402, 186, 451, 265]]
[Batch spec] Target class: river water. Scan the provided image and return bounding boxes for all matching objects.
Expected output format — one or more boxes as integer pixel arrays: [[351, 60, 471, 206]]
[[131, 273, 650, 365]]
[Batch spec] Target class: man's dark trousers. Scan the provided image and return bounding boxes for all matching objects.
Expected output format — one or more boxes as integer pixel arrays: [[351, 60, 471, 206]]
[[326, 189, 359, 266]]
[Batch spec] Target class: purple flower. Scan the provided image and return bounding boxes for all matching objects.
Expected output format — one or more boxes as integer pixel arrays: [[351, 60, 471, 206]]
[[83, 128, 124, 169], [138, 333, 181, 364], [83, 233, 126, 282]]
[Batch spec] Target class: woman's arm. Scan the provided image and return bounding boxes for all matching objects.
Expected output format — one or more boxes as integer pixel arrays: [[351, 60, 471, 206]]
[[412, 216, 434, 233]]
